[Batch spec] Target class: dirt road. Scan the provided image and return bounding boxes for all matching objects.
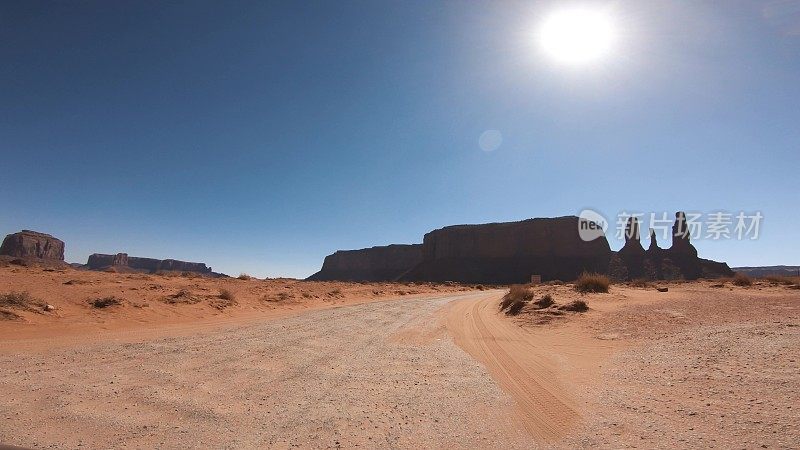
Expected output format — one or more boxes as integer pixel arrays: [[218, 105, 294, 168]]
[[0, 292, 535, 449], [444, 295, 611, 442]]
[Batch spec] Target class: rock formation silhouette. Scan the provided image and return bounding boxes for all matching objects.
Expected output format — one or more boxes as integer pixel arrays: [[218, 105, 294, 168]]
[[307, 244, 422, 281], [0, 230, 65, 261], [311, 212, 733, 284], [87, 253, 213, 275], [610, 211, 731, 280]]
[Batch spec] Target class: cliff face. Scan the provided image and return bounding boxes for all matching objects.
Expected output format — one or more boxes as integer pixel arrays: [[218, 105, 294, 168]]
[[306, 244, 423, 282], [401, 216, 613, 284], [0, 230, 65, 260], [87, 253, 212, 274]]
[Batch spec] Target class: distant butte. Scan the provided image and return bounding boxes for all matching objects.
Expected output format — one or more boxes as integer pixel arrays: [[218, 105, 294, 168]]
[[0, 230, 65, 261], [86, 253, 217, 276], [308, 213, 733, 284]]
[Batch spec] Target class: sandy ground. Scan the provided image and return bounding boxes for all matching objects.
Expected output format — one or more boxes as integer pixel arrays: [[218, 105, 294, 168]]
[[1, 268, 799, 448], [460, 280, 799, 449], [1, 291, 533, 449], [0, 265, 474, 344]]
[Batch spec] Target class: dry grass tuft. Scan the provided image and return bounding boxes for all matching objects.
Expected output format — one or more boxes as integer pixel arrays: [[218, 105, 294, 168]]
[[210, 289, 237, 310], [506, 299, 527, 315], [0, 309, 22, 320], [237, 273, 252, 280], [499, 284, 534, 311], [0, 291, 46, 315], [532, 294, 555, 309], [558, 299, 589, 312], [163, 289, 201, 305], [629, 278, 651, 288], [574, 272, 610, 293], [88, 296, 122, 309], [263, 292, 294, 302], [500, 284, 536, 315], [732, 273, 753, 287]]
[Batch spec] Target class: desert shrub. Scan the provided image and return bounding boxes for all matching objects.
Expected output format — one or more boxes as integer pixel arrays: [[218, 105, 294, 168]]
[[237, 273, 251, 280], [732, 273, 752, 287], [532, 294, 555, 309], [629, 278, 650, 288], [558, 300, 589, 312], [328, 288, 343, 297], [88, 296, 122, 308], [475, 285, 486, 291], [499, 284, 534, 311], [1, 291, 34, 308], [219, 289, 235, 301], [0, 309, 21, 320], [163, 289, 200, 304], [0, 291, 45, 312], [211, 297, 237, 310], [506, 299, 527, 315], [500, 284, 536, 315], [262, 291, 293, 302], [574, 273, 610, 293]]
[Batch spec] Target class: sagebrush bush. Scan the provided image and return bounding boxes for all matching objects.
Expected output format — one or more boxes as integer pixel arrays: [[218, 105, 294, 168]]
[[219, 289, 235, 301], [574, 273, 610, 293]]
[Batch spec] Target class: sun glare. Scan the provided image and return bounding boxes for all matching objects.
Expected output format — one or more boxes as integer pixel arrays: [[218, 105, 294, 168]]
[[539, 8, 616, 65]]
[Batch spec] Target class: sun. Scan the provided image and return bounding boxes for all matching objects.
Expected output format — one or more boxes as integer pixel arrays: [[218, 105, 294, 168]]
[[538, 8, 617, 65]]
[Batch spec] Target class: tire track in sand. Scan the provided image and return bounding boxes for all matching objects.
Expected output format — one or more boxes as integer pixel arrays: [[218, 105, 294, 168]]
[[445, 293, 581, 442]]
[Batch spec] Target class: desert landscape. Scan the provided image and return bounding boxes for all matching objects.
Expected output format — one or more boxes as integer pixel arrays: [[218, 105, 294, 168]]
[[2, 259, 798, 448], [3, 1, 799, 448]]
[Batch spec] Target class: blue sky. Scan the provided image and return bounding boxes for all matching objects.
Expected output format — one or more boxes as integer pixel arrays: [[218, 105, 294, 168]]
[[1, 1, 798, 277]]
